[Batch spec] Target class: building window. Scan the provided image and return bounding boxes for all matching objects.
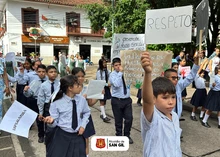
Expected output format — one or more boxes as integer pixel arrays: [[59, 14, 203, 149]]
[[66, 12, 80, 33], [22, 8, 39, 33]]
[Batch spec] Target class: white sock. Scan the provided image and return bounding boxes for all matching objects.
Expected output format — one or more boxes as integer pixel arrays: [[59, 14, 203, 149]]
[[191, 112, 195, 116], [87, 155, 89, 157], [218, 117, 220, 125], [202, 114, 210, 123], [100, 106, 106, 118], [200, 111, 205, 118]]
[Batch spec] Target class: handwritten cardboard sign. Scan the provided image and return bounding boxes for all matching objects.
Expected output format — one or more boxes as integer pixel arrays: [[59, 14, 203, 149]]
[[145, 5, 193, 44], [120, 50, 173, 85], [111, 34, 145, 59]]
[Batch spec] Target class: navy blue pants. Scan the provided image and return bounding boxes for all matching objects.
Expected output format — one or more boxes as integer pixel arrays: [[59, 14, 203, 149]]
[[111, 97, 133, 137]]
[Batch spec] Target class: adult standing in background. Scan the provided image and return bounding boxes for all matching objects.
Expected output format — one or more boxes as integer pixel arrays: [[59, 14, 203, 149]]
[[59, 52, 67, 77], [0, 52, 11, 135], [76, 55, 86, 71]]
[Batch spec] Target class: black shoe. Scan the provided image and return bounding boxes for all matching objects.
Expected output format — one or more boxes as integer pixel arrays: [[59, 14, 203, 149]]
[[38, 137, 44, 143], [190, 116, 198, 121], [0, 130, 2, 135], [137, 102, 142, 106], [218, 125, 220, 129], [201, 122, 211, 128], [127, 136, 133, 144], [103, 117, 111, 123], [100, 115, 103, 120], [179, 118, 185, 121]]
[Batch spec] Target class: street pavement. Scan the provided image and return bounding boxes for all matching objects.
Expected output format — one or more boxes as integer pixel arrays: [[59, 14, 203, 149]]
[[1, 64, 220, 157]]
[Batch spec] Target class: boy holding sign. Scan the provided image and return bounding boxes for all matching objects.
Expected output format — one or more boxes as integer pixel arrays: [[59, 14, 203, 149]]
[[140, 51, 182, 157]]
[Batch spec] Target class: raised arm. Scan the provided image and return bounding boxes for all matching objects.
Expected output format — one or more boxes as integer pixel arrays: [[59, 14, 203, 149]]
[[141, 52, 154, 122]]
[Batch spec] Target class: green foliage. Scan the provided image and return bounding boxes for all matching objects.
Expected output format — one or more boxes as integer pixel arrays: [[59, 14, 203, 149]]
[[113, 0, 150, 34], [80, 3, 110, 32]]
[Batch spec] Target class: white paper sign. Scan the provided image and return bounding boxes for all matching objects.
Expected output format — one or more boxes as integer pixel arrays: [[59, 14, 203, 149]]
[[0, 101, 37, 138], [86, 80, 106, 99], [111, 34, 145, 59], [179, 66, 191, 77], [145, 5, 193, 44], [15, 56, 26, 63], [5, 52, 15, 62], [29, 80, 42, 95]]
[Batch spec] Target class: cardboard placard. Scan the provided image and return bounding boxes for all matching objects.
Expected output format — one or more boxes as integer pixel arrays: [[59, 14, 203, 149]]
[[120, 50, 173, 85]]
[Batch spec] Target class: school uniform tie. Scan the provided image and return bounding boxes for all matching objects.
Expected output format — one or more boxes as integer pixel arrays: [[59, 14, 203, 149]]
[[51, 82, 54, 94], [72, 100, 78, 130], [122, 75, 127, 95], [41, 79, 45, 83]]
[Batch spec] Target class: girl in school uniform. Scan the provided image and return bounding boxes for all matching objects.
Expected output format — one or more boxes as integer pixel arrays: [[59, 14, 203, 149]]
[[15, 58, 33, 106], [202, 65, 220, 128], [96, 59, 111, 122], [43, 75, 90, 157], [72, 67, 96, 157], [51, 56, 58, 71], [76, 55, 86, 71], [68, 55, 76, 72], [190, 68, 207, 121]]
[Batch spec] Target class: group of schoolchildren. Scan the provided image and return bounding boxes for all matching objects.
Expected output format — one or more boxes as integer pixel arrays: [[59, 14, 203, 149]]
[[3, 55, 132, 157], [1, 48, 220, 157]]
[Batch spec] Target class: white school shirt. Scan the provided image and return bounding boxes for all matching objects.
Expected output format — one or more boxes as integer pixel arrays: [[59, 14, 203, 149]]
[[141, 107, 182, 157], [194, 74, 206, 89]]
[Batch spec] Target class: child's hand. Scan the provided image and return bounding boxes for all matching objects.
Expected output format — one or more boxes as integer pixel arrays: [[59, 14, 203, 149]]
[[38, 114, 44, 121], [102, 89, 105, 95], [23, 86, 30, 91], [141, 52, 152, 73], [43, 116, 54, 124], [83, 94, 87, 99], [78, 127, 85, 135], [212, 83, 216, 87]]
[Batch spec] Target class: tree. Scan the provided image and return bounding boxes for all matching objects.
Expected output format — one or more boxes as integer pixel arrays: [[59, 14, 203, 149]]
[[81, 0, 150, 38]]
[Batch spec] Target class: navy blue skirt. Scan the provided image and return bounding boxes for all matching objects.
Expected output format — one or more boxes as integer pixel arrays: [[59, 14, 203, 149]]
[[47, 127, 86, 157], [205, 90, 220, 111], [136, 89, 142, 99], [83, 115, 95, 138], [100, 86, 111, 101], [190, 89, 207, 107]]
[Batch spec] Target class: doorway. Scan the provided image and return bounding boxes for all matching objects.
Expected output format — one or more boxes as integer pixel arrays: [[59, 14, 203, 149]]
[[22, 44, 40, 56], [79, 44, 91, 60], [103, 45, 111, 62], [54, 46, 69, 61]]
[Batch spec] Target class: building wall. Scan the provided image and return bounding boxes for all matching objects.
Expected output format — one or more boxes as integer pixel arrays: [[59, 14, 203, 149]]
[[1, 0, 112, 64]]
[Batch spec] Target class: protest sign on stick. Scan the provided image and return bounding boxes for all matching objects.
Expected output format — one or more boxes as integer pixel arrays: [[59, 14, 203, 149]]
[[0, 101, 37, 138]]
